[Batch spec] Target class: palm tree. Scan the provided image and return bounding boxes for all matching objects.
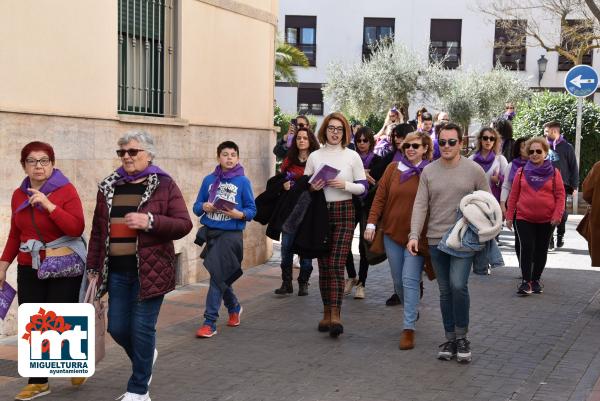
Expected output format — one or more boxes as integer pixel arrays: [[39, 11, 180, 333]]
[[275, 42, 309, 84]]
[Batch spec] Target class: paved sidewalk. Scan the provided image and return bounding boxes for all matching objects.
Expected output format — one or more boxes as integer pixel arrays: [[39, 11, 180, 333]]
[[0, 217, 599, 401]]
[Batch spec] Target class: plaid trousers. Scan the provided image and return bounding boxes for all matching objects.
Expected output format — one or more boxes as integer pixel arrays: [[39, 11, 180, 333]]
[[318, 200, 355, 307]]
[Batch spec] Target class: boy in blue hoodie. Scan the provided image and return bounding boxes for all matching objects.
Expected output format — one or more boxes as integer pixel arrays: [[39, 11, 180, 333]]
[[193, 141, 257, 338]]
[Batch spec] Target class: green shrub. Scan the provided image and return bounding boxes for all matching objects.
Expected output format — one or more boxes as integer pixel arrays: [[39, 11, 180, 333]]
[[513, 91, 600, 184]]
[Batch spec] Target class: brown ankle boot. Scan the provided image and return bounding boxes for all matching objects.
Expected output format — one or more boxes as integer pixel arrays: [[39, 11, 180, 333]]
[[399, 329, 415, 350], [329, 306, 343, 338], [318, 306, 331, 332]]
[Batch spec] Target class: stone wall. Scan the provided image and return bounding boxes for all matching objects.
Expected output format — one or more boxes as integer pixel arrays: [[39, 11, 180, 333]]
[[0, 111, 276, 335]]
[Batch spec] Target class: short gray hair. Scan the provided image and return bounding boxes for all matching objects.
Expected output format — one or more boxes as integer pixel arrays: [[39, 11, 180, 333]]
[[117, 130, 157, 160]]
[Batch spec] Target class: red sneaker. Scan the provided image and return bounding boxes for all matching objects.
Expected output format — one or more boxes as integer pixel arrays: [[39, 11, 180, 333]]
[[227, 306, 243, 327], [196, 324, 217, 338]]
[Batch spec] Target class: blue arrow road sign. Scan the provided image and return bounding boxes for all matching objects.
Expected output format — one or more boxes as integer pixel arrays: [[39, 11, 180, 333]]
[[565, 65, 599, 97]]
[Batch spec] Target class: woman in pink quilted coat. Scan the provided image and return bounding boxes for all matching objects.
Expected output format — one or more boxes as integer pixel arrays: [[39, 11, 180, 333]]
[[87, 130, 192, 401]]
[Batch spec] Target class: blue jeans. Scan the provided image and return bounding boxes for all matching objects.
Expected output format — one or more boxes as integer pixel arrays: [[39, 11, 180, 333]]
[[384, 235, 424, 330], [281, 232, 313, 279], [204, 278, 240, 324], [107, 270, 164, 395], [429, 246, 473, 340]]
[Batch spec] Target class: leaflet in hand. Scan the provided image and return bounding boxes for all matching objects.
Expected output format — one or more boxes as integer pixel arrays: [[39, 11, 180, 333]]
[[308, 163, 340, 184], [212, 195, 237, 211], [0, 282, 16, 320]]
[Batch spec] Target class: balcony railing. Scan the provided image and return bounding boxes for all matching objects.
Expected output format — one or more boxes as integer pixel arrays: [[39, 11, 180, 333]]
[[296, 43, 316, 66], [430, 45, 461, 69], [493, 48, 526, 71]]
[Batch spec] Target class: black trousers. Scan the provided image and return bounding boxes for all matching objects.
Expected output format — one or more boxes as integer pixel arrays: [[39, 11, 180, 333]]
[[514, 221, 553, 282], [344, 199, 370, 286], [17, 265, 82, 384]]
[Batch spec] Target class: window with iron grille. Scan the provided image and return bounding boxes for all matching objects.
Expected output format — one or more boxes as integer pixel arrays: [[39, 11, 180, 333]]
[[363, 18, 395, 60], [429, 19, 462, 69], [297, 86, 323, 116], [118, 0, 177, 117], [558, 20, 593, 71], [285, 16, 317, 67], [493, 20, 527, 71]]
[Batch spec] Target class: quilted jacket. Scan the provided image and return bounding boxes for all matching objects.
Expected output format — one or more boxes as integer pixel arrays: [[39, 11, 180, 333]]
[[87, 172, 193, 300]]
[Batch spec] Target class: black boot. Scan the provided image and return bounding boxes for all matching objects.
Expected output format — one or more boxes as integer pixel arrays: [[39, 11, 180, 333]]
[[274, 281, 293, 294], [556, 235, 564, 248], [297, 268, 311, 296], [298, 281, 309, 296], [275, 265, 293, 295]]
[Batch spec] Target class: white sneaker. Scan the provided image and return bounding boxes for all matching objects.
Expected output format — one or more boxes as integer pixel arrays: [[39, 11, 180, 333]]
[[121, 392, 151, 401], [354, 284, 365, 299], [344, 278, 357, 295]]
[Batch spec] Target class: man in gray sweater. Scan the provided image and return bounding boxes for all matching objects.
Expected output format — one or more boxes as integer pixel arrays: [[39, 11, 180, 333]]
[[408, 122, 490, 363]]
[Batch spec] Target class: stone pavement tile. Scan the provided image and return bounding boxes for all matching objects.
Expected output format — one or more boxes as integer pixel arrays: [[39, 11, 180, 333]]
[[0, 344, 17, 361]]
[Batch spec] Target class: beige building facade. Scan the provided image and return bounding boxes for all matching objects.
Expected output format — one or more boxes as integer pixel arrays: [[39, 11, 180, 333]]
[[0, 0, 278, 335]]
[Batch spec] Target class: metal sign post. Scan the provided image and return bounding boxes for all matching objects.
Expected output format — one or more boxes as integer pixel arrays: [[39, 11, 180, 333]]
[[564, 65, 599, 214]]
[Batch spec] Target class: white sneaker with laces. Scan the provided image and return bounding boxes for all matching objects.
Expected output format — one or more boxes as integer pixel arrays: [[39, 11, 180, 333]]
[[121, 391, 151, 401], [343, 278, 357, 295], [354, 284, 365, 299]]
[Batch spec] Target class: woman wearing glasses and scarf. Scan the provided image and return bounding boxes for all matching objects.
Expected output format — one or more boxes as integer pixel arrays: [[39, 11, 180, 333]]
[[343, 127, 382, 299], [469, 127, 508, 204], [87, 131, 192, 401], [305, 112, 367, 338], [0, 141, 85, 401], [506, 137, 565, 296], [365, 132, 434, 350]]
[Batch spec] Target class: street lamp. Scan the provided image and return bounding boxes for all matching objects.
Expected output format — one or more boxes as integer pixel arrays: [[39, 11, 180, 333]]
[[537, 55, 548, 86]]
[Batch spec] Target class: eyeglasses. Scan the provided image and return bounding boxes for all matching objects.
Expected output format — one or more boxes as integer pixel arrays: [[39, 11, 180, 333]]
[[528, 149, 544, 155], [297, 123, 306, 128], [402, 143, 423, 150], [116, 148, 145, 157], [480, 135, 496, 142], [327, 125, 344, 134], [25, 158, 51, 167], [438, 139, 459, 147], [355, 138, 369, 144]]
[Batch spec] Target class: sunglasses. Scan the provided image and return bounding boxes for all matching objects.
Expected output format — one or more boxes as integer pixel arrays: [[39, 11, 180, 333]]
[[528, 149, 544, 155], [402, 143, 422, 150], [116, 148, 145, 157], [480, 135, 496, 142], [297, 123, 307, 128], [505, 106, 515, 110], [438, 139, 459, 147], [355, 138, 369, 144]]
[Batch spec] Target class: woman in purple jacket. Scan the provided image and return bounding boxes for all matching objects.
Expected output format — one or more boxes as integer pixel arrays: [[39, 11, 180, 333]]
[[87, 131, 192, 401]]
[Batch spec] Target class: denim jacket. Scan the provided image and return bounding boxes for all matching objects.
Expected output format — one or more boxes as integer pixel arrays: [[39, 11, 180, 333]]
[[437, 210, 504, 274]]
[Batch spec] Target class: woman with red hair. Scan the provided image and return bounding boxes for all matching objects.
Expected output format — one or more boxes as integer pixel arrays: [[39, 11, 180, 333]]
[[0, 141, 85, 400]]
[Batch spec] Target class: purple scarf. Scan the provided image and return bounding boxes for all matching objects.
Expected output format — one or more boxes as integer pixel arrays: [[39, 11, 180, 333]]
[[392, 150, 403, 162], [359, 151, 376, 169], [115, 164, 171, 184], [208, 164, 245, 202], [523, 160, 554, 191], [473, 151, 496, 173], [374, 137, 393, 157], [508, 157, 527, 183], [547, 135, 564, 151], [398, 155, 429, 183], [16, 169, 70, 213]]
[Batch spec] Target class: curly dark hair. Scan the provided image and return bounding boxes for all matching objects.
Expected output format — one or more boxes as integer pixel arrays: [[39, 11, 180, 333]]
[[353, 126, 375, 152], [286, 127, 320, 165]]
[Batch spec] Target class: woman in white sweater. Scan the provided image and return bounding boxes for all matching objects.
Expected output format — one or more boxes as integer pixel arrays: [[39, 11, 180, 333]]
[[304, 112, 367, 338]]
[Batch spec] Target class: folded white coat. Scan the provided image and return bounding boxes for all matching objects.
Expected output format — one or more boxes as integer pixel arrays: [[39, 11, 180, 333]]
[[446, 190, 503, 250]]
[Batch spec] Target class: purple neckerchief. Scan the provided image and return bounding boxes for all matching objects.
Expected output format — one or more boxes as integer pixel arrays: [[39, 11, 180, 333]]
[[208, 164, 245, 202], [355, 179, 369, 198], [397, 155, 429, 184], [508, 157, 527, 182], [392, 150, 403, 162], [115, 164, 171, 184], [359, 151, 376, 169], [16, 169, 70, 213], [374, 137, 393, 157], [504, 111, 515, 121], [523, 160, 554, 191], [547, 135, 564, 151], [473, 151, 496, 173]]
